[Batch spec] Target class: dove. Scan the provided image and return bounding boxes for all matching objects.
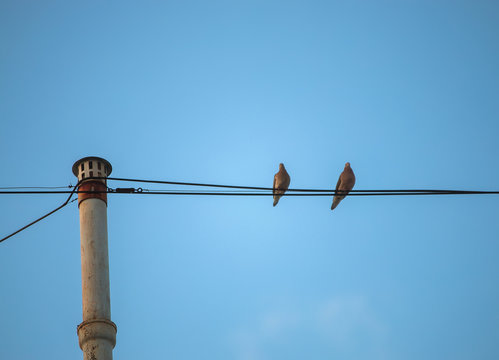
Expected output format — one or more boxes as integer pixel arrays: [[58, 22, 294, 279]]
[[331, 162, 356, 210], [273, 163, 291, 207]]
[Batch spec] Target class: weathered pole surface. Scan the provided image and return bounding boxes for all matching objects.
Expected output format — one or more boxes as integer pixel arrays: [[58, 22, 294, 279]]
[[72, 157, 116, 360]]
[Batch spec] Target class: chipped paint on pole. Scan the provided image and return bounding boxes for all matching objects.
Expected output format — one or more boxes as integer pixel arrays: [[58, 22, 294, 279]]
[[73, 157, 116, 360]]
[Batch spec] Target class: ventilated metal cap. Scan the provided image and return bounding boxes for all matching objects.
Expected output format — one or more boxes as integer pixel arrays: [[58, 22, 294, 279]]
[[72, 156, 112, 182]]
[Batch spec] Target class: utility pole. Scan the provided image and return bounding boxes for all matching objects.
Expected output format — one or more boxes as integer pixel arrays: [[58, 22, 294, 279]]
[[72, 157, 116, 360]]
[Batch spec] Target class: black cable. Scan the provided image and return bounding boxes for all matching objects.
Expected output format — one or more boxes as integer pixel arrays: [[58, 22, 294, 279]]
[[106, 177, 495, 194], [143, 188, 270, 193], [107, 176, 275, 191], [0, 190, 498, 195], [0, 191, 104, 194], [107, 176, 351, 192], [3, 176, 492, 194], [115, 191, 499, 196], [1, 175, 498, 244], [0, 185, 72, 190], [1, 177, 495, 194], [0, 180, 82, 244]]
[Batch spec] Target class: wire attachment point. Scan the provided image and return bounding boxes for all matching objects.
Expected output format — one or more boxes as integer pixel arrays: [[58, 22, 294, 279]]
[[114, 188, 136, 193]]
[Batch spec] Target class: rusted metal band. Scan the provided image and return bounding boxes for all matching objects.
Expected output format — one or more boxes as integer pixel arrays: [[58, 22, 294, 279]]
[[78, 181, 108, 207], [77, 318, 117, 349], [77, 318, 117, 333]]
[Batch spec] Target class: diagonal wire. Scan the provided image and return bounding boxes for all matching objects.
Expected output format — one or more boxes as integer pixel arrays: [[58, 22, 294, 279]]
[[0, 180, 82, 244], [1, 175, 499, 244]]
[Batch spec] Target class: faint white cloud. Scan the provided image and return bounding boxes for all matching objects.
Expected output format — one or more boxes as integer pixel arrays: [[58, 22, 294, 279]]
[[260, 310, 300, 338], [315, 295, 388, 354], [230, 295, 389, 360], [232, 331, 265, 360], [232, 309, 299, 360]]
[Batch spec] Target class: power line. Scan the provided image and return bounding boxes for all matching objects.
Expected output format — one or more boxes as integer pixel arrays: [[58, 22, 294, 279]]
[[3, 177, 495, 194], [104, 177, 499, 194], [137, 190, 499, 196], [2, 176, 498, 244], [108, 176, 275, 191], [1, 190, 499, 195], [0, 188, 499, 196], [0, 185, 72, 190], [105, 177, 455, 193]]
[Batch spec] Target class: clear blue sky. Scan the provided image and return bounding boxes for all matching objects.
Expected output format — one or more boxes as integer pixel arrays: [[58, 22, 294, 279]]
[[1, 1, 498, 359]]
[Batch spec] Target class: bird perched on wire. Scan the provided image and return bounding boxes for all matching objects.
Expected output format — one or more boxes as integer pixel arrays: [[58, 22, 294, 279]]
[[331, 162, 356, 210], [273, 163, 291, 207]]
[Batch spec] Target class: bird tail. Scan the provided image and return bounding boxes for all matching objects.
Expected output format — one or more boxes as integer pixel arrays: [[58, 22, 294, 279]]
[[273, 197, 279, 207], [331, 198, 340, 210]]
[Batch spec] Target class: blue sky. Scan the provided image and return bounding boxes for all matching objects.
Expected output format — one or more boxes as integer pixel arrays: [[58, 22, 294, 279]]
[[1, 1, 498, 359]]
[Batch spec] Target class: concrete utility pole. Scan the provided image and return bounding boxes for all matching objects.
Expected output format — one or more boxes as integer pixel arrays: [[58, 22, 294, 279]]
[[72, 157, 116, 360]]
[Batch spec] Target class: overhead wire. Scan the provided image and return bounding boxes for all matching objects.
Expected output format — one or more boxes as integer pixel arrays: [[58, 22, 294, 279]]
[[1, 175, 498, 244], [0, 185, 72, 190], [2, 176, 498, 195], [0, 180, 82, 244], [1, 190, 498, 195], [106, 177, 499, 194]]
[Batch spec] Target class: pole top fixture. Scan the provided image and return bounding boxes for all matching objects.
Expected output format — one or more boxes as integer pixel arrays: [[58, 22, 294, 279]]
[[72, 157, 112, 183]]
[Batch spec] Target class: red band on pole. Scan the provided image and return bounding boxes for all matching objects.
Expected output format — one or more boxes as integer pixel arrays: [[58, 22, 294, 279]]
[[78, 181, 108, 207]]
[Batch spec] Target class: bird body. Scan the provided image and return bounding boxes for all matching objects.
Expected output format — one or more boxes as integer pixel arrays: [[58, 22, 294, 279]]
[[331, 162, 355, 210], [273, 163, 290, 207]]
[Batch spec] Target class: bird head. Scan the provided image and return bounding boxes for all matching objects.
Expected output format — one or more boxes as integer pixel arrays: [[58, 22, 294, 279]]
[[279, 163, 285, 169], [345, 162, 351, 167]]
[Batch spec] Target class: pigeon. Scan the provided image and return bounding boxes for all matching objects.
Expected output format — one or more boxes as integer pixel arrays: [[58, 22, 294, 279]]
[[273, 163, 291, 207], [331, 162, 356, 210]]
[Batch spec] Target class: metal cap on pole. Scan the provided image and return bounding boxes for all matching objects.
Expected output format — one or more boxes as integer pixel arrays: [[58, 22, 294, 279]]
[[73, 156, 116, 360]]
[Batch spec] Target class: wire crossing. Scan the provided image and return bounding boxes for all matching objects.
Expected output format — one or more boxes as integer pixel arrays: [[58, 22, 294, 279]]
[[1, 175, 498, 244], [1, 176, 498, 195], [0, 180, 82, 244]]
